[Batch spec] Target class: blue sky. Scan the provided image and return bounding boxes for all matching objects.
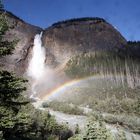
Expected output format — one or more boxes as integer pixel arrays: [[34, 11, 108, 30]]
[[3, 0, 140, 41]]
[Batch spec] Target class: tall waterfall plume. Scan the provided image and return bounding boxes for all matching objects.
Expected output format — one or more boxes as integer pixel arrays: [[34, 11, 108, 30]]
[[27, 32, 46, 98]]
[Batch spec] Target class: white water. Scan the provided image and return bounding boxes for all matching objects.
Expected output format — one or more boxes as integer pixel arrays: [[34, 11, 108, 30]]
[[27, 32, 46, 98]]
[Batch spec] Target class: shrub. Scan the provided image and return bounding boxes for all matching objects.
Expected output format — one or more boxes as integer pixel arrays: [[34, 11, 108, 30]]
[[42, 101, 84, 115]]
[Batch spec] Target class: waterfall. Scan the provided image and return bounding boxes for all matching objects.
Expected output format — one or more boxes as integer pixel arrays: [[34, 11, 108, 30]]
[[27, 32, 46, 99]]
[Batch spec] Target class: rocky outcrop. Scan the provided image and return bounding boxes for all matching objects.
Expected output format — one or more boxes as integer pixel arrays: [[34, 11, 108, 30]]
[[42, 18, 127, 67], [0, 10, 42, 75]]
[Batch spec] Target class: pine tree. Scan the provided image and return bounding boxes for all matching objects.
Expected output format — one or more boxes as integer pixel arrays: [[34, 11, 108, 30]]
[[0, 2, 31, 139], [83, 120, 114, 140], [0, 10, 15, 56]]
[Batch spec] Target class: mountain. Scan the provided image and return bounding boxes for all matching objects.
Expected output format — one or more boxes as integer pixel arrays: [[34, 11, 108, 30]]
[[0, 11, 128, 75], [42, 17, 127, 67]]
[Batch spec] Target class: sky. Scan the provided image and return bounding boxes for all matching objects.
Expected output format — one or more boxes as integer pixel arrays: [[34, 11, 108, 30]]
[[3, 0, 140, 41]]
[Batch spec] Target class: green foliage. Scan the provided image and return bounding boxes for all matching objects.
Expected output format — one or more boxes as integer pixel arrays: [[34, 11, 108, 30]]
[[89, 97, 140, 116], [0, 71, 31, 139], [25, 109, 73, 140], [69, 116, 129, 140], [103, 113, 140, 134], [55, 77, 140, 116], [65, 51, 140, 80], [0, 71, 27, 103], [64, 51, 140, 96], [0, 38, 17, 56], [0, 11, 15, 56], [0, 14, 8, 36], [68, 134, 82, 140], [83, 121, 113, 140], [42, 101, 84, 115], [69, 119, 114, 140], [0, 8, 31, 138]]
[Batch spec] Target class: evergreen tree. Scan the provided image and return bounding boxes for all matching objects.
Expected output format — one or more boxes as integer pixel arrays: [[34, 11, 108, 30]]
[[83, 120, 113, 140], [0, 2, 30, 139], [0, 10, 15, 56]]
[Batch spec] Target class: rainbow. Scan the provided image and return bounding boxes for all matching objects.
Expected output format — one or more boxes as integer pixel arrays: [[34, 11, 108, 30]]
[[41, 74, 110, 101], [41, 79, 81, 101]]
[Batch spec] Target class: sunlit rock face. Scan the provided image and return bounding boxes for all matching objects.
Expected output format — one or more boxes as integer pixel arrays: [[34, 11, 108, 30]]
[[0, 10, 42, 75], [42, 18, 127, 66]]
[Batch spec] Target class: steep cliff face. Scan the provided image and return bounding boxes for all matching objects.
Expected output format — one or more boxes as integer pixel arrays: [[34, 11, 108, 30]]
[[0, 10, 42, 75], [42, 18, 127, 67]]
